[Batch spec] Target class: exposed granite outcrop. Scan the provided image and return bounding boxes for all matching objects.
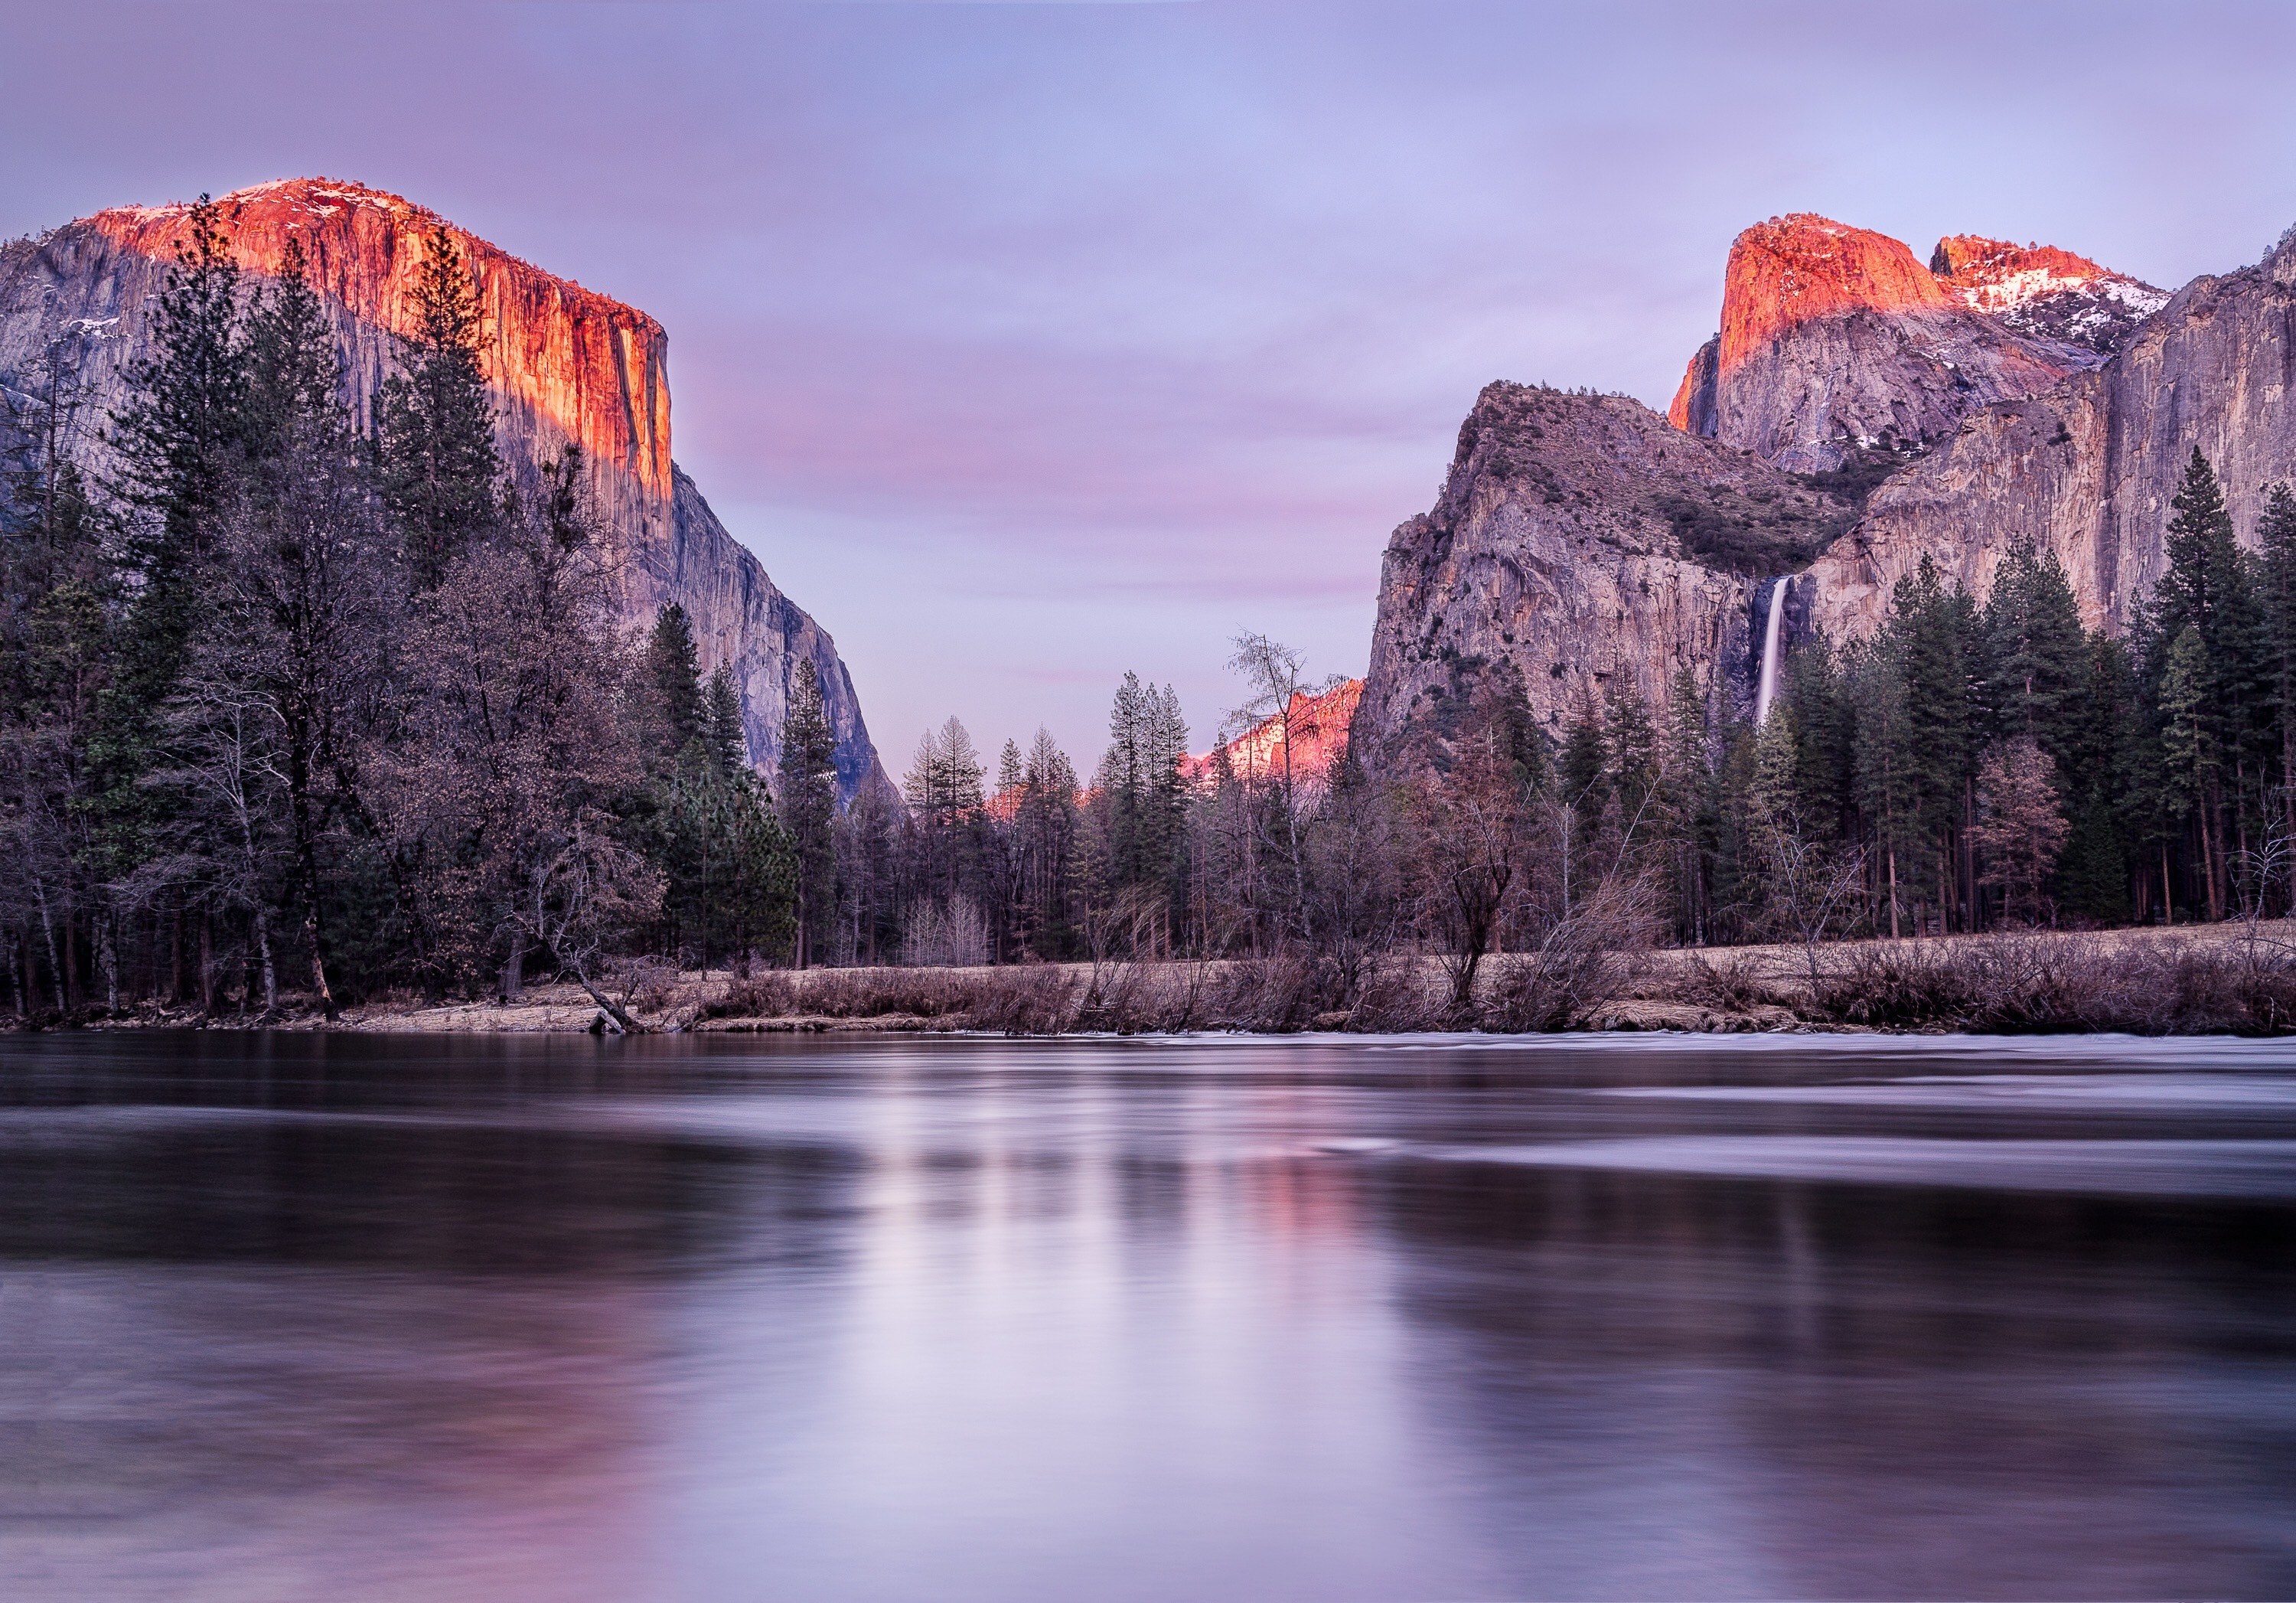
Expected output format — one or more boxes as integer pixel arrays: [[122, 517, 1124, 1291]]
[[1929, 234, 2167, 354], [1668, 214, 2149, 473], [0, 178, 891, 802], [1808, 230, 2296, 643], [1362, 213, 2255, 768], [1358, 384, 1852, 756], [1181, 678, 1363, 789]]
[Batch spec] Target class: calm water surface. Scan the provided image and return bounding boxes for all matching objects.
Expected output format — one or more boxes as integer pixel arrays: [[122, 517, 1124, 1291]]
[[4, 1030, 2295, 1600]]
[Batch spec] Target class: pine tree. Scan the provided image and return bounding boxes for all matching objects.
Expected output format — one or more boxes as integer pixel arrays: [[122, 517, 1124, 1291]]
[[1019, 726, 1081, 958], [2144, 449, 2266, 919], [107, 196, 249, 605], [200, 234, 377, 1017], [1984, 539, 2088, 759], [374, 226, 499, 589], [1658, 667, 1714, 942], [1971, 737, 2070, 925], [2158, 624, 2219, 917], [1559, 694, 1608, 825], [1, 335, 108, 1014], [2153, 448, 2239, 652], [1603, 682, 1660, 847], [775, 659, 839, 965], [242, 235, 347, 482], [645, 604, 705, 760], [2258, 482, 2296, 863], [706, 661, 746, 777]]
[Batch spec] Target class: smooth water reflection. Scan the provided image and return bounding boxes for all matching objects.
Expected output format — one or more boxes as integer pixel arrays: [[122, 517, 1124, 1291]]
[[3, 1030, 2294, 1599]]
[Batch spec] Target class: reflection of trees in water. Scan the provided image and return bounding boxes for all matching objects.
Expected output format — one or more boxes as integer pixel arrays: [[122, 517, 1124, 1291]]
[[0, 1032, 869, 1275], [2, 1033, 885, 1600], [1371, 1160, 2296, 1598]]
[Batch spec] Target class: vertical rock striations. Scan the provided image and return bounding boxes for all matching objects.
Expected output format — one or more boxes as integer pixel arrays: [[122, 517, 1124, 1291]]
[[1808, 230, 2296, 644], [0, 178, 890, 801]]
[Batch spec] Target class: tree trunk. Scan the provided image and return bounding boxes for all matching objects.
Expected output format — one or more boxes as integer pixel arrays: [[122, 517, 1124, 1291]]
[[253, 906, 277, 1014], [1887, 847, 1900, 940]]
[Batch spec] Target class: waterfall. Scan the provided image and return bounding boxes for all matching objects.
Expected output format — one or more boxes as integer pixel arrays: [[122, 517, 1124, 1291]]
[[1753, 576, 1789, 725]]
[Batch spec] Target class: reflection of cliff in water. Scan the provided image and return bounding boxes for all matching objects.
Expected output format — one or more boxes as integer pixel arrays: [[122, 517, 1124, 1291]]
[[1370, 1147, 2296, 1598]]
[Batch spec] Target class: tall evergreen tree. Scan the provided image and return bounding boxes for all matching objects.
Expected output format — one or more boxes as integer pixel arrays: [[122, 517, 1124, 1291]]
[[775, 659, 839, 966], [1983, 538, 2089, 758], [107, 197, 248, 612], [2141, 449, 2266, 918], [706, 661, 746, 777], [1603, 683, 1660, 847], [645, 604, 705, 760], [2258, 482, 2296, 859], [373, 226, 499, 589]]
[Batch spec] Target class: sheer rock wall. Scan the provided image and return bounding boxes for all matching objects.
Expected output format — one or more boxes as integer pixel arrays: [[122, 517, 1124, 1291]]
[[0, 178, 891, 802]]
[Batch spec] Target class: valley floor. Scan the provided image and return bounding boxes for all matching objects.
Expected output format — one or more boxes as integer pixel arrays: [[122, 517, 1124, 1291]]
[[56, 917, 2296, 1038]]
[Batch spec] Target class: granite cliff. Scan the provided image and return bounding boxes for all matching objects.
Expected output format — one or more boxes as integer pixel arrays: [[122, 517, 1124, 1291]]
[[1358, 382, 1848, 756], [1667, 214, 2163, 473], [0, 178, 889, 802], [1181, 678, 1364, 790], [1808, 227, 2296, 643], [1363, 211, 2202, 764]]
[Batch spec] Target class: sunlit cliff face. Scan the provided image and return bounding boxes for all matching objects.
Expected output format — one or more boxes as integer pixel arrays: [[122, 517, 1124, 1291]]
[[1712, 215, 1952, 374], [1664, 212, 2165, 471], [1183, 678, 1363, 788], [90, 178, 673, 499]]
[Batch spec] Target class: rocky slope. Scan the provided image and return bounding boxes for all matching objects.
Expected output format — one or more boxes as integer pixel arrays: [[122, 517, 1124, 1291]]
[[1929, 233, 2168, 354], [0, 178, 888, 801], [1358, 383, 1850, 755], [1667, 214, 2160, 473], [1808, 228, 2296, 642], [1181, 678, 1364, 789]]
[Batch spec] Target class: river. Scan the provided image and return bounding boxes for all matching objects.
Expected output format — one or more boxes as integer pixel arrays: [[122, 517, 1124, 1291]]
[[4, 1030, 2294, 1600]]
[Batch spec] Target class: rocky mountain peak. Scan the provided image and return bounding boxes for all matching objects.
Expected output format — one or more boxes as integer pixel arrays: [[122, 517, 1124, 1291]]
[[1668, 213, 2140, 472], [1714, 214, 1951, 371], [2, 177, 892, 802], [1929, 233, 2167, 354]]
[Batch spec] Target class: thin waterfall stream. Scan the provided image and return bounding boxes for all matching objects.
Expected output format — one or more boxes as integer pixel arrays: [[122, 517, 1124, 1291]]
[[1753, 575, 1789, 725]]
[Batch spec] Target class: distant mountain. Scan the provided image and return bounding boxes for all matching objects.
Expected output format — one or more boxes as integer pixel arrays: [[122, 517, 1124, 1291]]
[[1665, 213, 2163, 473], [1182, 679, 1362, 789], [1810, 228, 2296, 646], [1929, 233, 2168, 354], [0, 178, 893, 803]]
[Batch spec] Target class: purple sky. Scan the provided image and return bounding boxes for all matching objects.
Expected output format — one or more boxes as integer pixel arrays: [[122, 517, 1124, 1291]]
[[10, 2, 2296, 775]]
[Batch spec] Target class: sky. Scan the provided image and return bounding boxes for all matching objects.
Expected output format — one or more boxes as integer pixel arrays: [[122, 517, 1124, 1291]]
[[8, 2, 2296, 774]]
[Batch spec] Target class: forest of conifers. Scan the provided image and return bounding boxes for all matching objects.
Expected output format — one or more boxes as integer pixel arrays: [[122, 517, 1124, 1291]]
[[8, 200, 2296, 1025]]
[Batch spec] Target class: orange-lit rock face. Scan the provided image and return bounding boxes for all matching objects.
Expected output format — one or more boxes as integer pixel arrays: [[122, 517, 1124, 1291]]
[[1714, 214, 1950, 374], [1928, 233, 2167, 354], [1668, 213, 2131, 472], [1183, 679, 1363, 788], [88, 178, 672, 499], [1931, 234, 2112, 307], [1668, 214, 2167, 471]]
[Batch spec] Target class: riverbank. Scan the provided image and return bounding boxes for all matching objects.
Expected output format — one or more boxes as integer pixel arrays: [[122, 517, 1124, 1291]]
[[44, 919, 2296, 1037]]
